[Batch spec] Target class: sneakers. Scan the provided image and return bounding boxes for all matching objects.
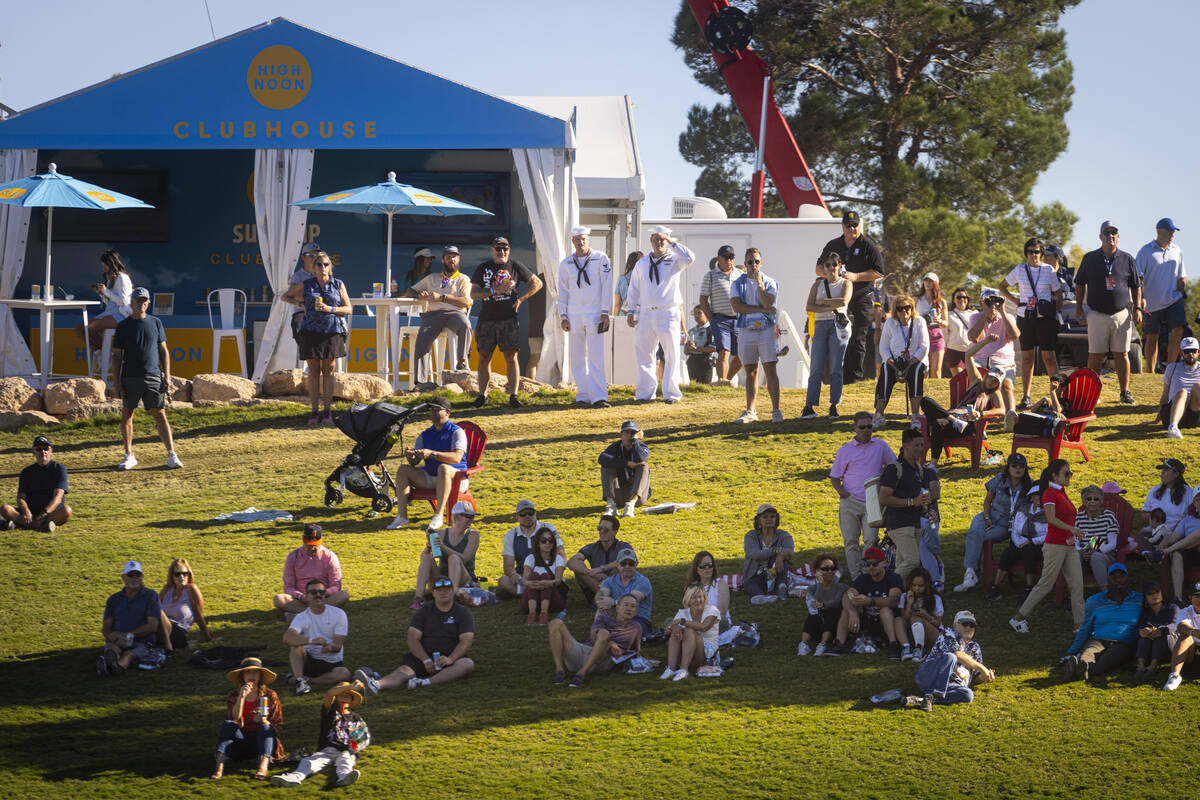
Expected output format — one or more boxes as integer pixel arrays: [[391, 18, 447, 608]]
[[509, 394, 525, 408], [294, 677, 311, 695], [777, 580, 790, 600], [406, 676, 430, 690], [921, 693, 934, 712], [456, 360, 468, 370], [911, 646, 924, 662], [525, 611, 537, 626], [734, 409, 758, 424], [771, 408, 784, 423], [950, 416, 968, 434], [537, 612, 549, 626], [749, 593, 778, 605], [591, 399, 612, 408], [813, 642, 826, 657], [1004, 409, 1017, 432], [1163, 672, 1183, 691], [568, 674, 585, 688], [386, 514, 411, 530], [117, 453, 138, 471], [660, 667, 677, 680], [824, 640, 844, 657], [663, 397, 679, 404], [797, 642, 813, 656], [1017, 396, 1032, 411], [471, 393, 488, 408], [552, 670, 567, 685], [985, 586, 1003, 601], [603, 502, 617, 517], [953, 568, 979, 593], [1120, 389, 1135, 404], [872, 412, 886, 430], [409, 597, 423, 610], [428, 512, 444, 530], [900, 643, 913, 661], [96, 649, 118, 677], [269, 773, 304, 787], [354, 668, 380, 695], [165, 451, 183, 469], [321, 411, 335, 425], [336, 770, 360, 787], [903, 694, 933, 711], [307, 412, 320, 425], [3, 520, 14, 531], [1009, 617, 1030, 634], [622, 501, 636, 519], [909, 414, 922, 430], [1167, 424, 1183, 439], [672, 669, 689, 681], [828, 404, 840, 418], [800, 405, 818, 420]]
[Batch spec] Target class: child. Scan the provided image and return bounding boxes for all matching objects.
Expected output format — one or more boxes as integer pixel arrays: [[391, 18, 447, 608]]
[[985, 486, 1046, 601], [1135, 507, 1171, 563], [1134, 580, 1178, 683], [270, 681, 370, 788], [521, 526, 567, 625], [895, 568, 944, 661]]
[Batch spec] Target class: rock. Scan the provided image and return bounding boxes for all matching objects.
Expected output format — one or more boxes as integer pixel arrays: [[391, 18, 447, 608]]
[[170, 401, 195, 410], [262, 369, 307, 397], [554, 380, 577, 391], [193, 399, 226, 408], [63, 400, 125, 420], [273, 395, 310, 405], [0, 377, 41, 412], [231, 397, 292, 407], [438, 369, 478, 393], [518, 376, 551, 395], [167, 376, 192, 402], [440, 382, 465, 395], [43, 378, 108, 416], [0, 410, 60, 431], [192, 373, 257, 403], [331, 373, 392, 401]]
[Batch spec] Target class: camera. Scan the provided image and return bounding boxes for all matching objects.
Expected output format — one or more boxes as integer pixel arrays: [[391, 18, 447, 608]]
[[983, 295, 1004, 307]]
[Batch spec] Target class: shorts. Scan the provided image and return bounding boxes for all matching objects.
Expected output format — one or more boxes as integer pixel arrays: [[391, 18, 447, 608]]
[[737, 326, 778, 365], [1017, 313, 1059, 351], [121, 373, 165, 410], [1086, 308, 1133, 354], [709, 313, 738, 352], [973, 358, 1015, 384], [299, 330, 348, 361], [412, 470, 437, 489], [562, 640, 613, 674], [401, 652, 435, 679], [927, 326, 946, 353], [475, 317, 520, 354], [303, 654, 344, 678], [1145, 298, 1186, 337]]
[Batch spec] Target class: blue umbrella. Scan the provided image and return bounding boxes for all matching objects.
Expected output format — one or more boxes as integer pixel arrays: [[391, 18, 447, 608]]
[[291, 171, 493, 291], [0, 162, 155, 294]]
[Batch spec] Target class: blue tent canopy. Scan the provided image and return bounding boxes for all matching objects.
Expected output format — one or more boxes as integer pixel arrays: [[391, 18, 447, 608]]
[[0, 18, 570, 151]]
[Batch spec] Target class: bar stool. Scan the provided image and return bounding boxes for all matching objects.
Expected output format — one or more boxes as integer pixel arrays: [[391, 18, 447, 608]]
[[206, 289, 247, 378]]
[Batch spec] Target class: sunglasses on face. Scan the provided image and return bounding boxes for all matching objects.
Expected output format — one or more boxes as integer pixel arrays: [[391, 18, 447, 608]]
[[855, 424, 872, 430], [308, 589, 326, 596], [518, 510, 535, 517], [818, 566, 837, 572], [539, 538, 555, 544], [864, 561, 882, 568], [1025, 249, 1043, 255], [698, 563, 715, 569], [843, 222, 859, 229], [958, 621, 976, 629], [619, 560, 636, 567], [173, 571, 190, 577], [126, 571, 142, 578], [34, 445, 50, 452], [953, 295, 969, 301], [747, 259, 762, 264], [895, 305, 912, 312], [493, 246, 510, 251]]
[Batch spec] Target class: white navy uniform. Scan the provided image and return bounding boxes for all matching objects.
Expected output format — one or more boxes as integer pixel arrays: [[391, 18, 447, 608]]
[[557, 248, 613, 403], [627, 241, 696, 401]]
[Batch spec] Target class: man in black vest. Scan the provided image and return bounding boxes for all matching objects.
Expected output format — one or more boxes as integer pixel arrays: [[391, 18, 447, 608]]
[[820, 211, 886, 383]]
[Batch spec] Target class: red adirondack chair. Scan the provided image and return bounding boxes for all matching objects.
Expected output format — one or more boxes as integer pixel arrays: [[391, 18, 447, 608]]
[[1011, 368, 1101, 462], [1054, 490, 1134, 604], [920, 370, 991, 468], [409, 420, 487, 512]]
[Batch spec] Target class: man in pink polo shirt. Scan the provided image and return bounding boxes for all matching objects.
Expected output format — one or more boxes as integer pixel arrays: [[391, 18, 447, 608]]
[[831, 411, 897, 578], [272, 524, 349, 613]]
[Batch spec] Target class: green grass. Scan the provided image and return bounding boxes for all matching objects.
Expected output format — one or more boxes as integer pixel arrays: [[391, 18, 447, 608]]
[[2, 373, 1199, 798]]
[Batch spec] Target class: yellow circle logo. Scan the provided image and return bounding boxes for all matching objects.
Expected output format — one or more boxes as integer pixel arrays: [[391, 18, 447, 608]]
[[0, 187, 28, 199], [87, 190, 115, 203], [247, 45, 311, 110], [413, 193, 444, 204], [323, 193, 353, 203]]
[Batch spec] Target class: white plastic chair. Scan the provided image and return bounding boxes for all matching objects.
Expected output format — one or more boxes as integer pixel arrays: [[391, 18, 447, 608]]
[[206, 289, 248, 378]]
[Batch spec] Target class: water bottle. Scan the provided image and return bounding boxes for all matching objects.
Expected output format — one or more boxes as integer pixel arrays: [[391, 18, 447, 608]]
[[869, 688, 904, 704], [557, 610, 568, 620], [431, 651, 442, 671], [390, 278, 398, 297], [429, 530, 442, 558]]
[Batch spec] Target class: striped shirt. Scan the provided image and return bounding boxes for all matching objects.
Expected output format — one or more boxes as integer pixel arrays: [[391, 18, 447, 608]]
[[1003, 263, 1061, 308], [1075, 509, 1118, 553], [699, 266, 743, 317]]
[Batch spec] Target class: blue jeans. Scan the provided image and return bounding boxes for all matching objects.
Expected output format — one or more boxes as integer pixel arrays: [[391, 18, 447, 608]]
[[915, 652, 974, 704], [215, 720, 275, 760], [963, 512, 1011, 571], [806, 319, 846, 407]]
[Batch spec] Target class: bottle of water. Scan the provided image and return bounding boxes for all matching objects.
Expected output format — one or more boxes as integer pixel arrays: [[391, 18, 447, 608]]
[[431, 651, 442, 671]]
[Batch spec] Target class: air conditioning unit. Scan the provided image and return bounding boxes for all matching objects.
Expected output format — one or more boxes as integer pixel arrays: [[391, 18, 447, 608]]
[[671, 196, 728, 220]]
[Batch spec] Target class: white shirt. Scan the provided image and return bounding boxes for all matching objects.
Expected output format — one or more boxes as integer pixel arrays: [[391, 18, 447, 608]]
[[673, 604, 721, 654], [1172, 604, 1200, 635], [557, 249, 613, 318], [501, 523, 562, 557], [627, 242, 696, 312], [812, 277, 848, 322], [879, 315, 930, 365], [1003, 263, 1061, 307], [522, 553, 566, 576], [288, 605, 348, 663], [1142, 484, 1195, 531], [898, 593, 944, 618], [945, 305, 973, 351], [100, 273, 133, 318]]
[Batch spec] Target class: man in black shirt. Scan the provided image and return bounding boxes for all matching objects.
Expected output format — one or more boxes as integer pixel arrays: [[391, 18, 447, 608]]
[[1, 435, 72, 531], [820, 211, 886, 383], [1074, 220, 1142, 404], [878, 428, 939, 585], [470, 237, 543, 408], [112, 287, 181, 470]]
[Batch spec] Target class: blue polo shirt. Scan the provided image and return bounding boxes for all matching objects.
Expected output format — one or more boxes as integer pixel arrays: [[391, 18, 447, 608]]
[[1135, 240, 1187, 312], [600, 571, 653, 627], [103, 586, 162, 637], [1067, 589, 1144, 654]]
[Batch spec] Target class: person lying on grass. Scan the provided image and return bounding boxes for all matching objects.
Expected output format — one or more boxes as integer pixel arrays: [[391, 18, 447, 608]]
[[547, 593, 643, 687]]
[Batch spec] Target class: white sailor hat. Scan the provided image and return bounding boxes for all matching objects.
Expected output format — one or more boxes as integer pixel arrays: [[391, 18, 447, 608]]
[[649, 225, 673, 237], [570, 225, 591, 237]]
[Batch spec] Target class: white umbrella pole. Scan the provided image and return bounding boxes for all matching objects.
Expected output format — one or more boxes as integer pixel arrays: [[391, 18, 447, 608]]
[[44, 206, 53, 295], [384, 211, 393, 293]]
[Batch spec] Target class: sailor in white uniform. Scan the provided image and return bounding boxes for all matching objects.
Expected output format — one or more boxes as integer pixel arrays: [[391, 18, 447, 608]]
[[626, 225, 696, 402], [557, 226, 614, 407]]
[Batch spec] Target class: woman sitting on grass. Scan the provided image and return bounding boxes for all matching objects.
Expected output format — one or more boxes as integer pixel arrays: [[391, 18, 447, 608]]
[[684, 550, 730, 630], [411, 502, 480, 609], [212, 657, 284, 780], [660, 584, 720, 682], [896, 567, 944, 662], [984, 486, 1045, 602], [1134, 580, 1178, 683], [159, 557, 213, 650], [798, 553, 848, 656], [522, 526, 566, 625], [742, 503, 794, 605]]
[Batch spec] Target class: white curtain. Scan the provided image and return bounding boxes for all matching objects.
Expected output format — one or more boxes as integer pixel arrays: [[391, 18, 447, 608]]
[[0, 149, 38, 377], [514, 140, 578, 384], [251, 148, 314, 382]]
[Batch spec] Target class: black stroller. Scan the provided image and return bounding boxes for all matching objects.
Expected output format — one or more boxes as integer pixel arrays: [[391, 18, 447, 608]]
[[323, 401, 428, 512]]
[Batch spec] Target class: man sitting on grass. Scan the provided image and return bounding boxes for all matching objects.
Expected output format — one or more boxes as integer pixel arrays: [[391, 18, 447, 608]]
[[272, 524, 349, 614], [844, 547, 903, 657], [903, 610, 995, 711], [283, 578, 351, 696], [594, 548, 653, 635], [497, 499, 563, 598], [1163, 581, 1200, 691], [566, 514, 632, 604], [98, 560, 166, 676], [1, 435, 72, 532], [547, 593, 643, 687], [1059, 563, 1142, 683]]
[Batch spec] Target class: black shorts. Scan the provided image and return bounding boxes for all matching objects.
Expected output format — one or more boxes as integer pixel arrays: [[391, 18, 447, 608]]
[[475, 318, 520, 354], [299, 330, 348, 361], [1017, 312, 1059, 351], [401, 652, 432, 679], [121, 373, 165, 410], [302, 654, 344, 678]]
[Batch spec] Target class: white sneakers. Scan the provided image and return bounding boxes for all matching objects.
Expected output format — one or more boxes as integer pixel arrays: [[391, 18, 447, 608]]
[[954, 568, 979, 593], [659, 667, 676, 680], [621, 501, 636, 518], [1163, 672, 1183, 691], [427, 512, 444, 530], [735, 409, 758, 424], [900, 644, 913, 661], [872, 412, 886, 430], [165, 451, 183, 469], [604, 502, 617, 517], [1009, 617, 1030, 634], [406, 676, 431, 690], [118, 452, 182, 469], [117, 453, 138, 470], [1004, 409, 1018, 432], [797, 642, 812, 656], [813, 642, 826, 657], [386, 514, 410, 530], [909, 414, 922, 430], [771, 409, 784, 423], [749, 593, 778, 605], [672, 669, 689, 682], [1167, 424, 1183, 439], [269, 773, 304, 787]]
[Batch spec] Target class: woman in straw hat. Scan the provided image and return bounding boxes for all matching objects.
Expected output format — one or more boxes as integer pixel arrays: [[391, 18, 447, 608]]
[[211, 656, 284, 780], [270, 680, 370, 788]]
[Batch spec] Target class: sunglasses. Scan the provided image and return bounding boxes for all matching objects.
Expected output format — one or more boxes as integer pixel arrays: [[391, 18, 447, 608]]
[[855, 424, 873, 430], [747, 259, 762, 264], [864, 561, 883, 567], [34, 445, 50, 451], [958, 621, 976, 629], [817, 566, 837, 572], [173, 571, 190, 577], [895, 305, 912, 312], [126, 571, 143, 578], [1025, 249, 1043, 255], [953, 295, 969, 301], [698, 563, 715, 569], [433, 581, 453, 589], [1102, 230, 1118, 236], [539, 538, 555, 544], [843, 222, 860, 228], [619, 560, 636, 566], [493, 245, 510, 251], [307, 589, 327, 596], [518, 510, 535, 517]]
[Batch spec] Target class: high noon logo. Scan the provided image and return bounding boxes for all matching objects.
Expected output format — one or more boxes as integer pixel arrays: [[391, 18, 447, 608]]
[[247, 45, 312, 110], [87, 190, 115, 203], [0, 187, 27, 199]]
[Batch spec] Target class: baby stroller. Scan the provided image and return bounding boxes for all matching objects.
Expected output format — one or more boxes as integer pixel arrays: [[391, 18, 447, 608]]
[[324, 401, 428, 512]]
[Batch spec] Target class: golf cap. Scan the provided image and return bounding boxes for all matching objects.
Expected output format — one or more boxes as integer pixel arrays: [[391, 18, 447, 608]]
[[616, 547, 638, 564], [620, 420, 639, 433], [1107, 562, 1128, 576], [122, 560, 143, 575], [987, 365, 1006, 381], [1100, 481, 1126, 494], [301, 242, 322, 255], [428, 396, 452, 411], [954, 610, 977, 626], [491, 236, 510, 247], [1157, 217, 1181, 232], [441, 245, 459, 256], [451, 499, 477, 517], [303, 523, 323, 543], [1142, 579, 1162, 595], [756, 503, 778, 516], [1155, 458, 1186, 474], [1182, 337, 1199, 352], [414, 247, 433, 258], [1043, 244, 1064, 258], [717, 245, 736, 258], [432, 576, 454, 589], [649, 225, 673, 237], [842, 210, 861, 225], [132, 287, 150, 300], [1190, 581, 1200, 597], [922, 272, 939, 283], [1099, 220, 1118, 235], [863, 547, 886, 562], [516, 499, 536, 513], [570, 225, 591, 236], [32, 435, 51, 449], [1007, 452, 1027, 468]]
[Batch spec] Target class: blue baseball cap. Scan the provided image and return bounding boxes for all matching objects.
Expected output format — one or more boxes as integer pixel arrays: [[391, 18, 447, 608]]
[[1157, 217, 1181, 232], [1099, 220, 1118, 235], [1107, 562, 1128, 575]]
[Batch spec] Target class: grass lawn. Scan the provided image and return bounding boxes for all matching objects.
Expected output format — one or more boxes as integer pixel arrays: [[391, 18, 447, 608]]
[[2, 372, 1199, 798]]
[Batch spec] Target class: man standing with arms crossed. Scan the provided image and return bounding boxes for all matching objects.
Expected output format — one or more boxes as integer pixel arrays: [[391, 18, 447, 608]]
[[112, 287, 181, 470], [470, 237, 543, 408], [627, 225, 696, 403], [1075, 220, 1141, 404], [830, 411, 897, 579], [1136, 218, 1187, 373], [558, 226, 613, 408], [699, 245, 744, 384], [731, 247, 782, 423], [820, 211, 886, 384]]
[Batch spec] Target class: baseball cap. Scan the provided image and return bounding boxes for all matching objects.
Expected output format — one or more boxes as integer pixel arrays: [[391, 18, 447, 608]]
[[432, 576, 454, 589], [491, 236, 510, 247], [1006, 452, 1027, 468], [1100, 481, 1126, 494], [954, 610, 977, 626], [131, 287, 150, 300], [32, 435, 51, 449], [122, 560, 143, 575], [756, 503, 778, 516], [842, 210, 861, 225], [1190, 580, 1200, 597], [987, 365, 1006, 381], [441, 245, 459, 256], [1142, 579, 1162, 595], [1157, 217, 1181, 232], [863, 547, 886, 563], [616, 547, 638, 564], [1043, 244, 1064, 258], [428, 396, 452, 411], [303, 523, 323, 543], [516, 499, 536, 513], [620, 420, 639, 433], [451, 499, 477, 517], [1099, 220, 1118, 235], [1182, 337, 1199, 352], [717, 245, 736, 258], [301, 242, 322, 255], [570, 225, 591, 236], [1107, 562, 1128, 575], [1155, 458, 1186, 474], [414, 247, 433, 258], [922, 272, 939, 284]]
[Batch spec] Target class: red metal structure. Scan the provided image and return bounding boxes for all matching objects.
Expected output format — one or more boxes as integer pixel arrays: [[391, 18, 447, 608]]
[[686, 0, 827, 217]]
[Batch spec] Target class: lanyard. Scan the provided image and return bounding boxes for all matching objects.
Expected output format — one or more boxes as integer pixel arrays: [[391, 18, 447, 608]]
[[440, 270, 459, 289], [900, 318, 915, 351]]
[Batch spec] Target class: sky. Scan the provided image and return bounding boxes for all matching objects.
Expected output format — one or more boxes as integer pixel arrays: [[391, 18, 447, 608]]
[[2, 0, 1196, 251]]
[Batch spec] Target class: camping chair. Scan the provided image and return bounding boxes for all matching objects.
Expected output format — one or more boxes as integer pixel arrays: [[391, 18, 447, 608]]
[[981, 537, 1042, 594], [920, 370, 991, 467], [1011, 367, 1101, 462], [1054, 490, 1135, 605], [408, 420, 487, 511]]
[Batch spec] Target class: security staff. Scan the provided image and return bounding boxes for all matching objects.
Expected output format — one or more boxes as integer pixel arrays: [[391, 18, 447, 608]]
[[558, 226, 614, 407], [820, 211, 886, 384]]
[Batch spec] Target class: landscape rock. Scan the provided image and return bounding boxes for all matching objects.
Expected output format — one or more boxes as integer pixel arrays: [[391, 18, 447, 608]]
[[272, 395, 310, 405], [231, 397, 294, 407], [518, 376, 551, 395], [0, 377, 41, 412], [192, 373, 257, 403], [440, 382, 465, 395], [43, 378, 108, 416], [331, 373, 392, 401], [262, 369, 307, 397], [63, 400, 125, 420], [437, 369, 479, 393], [0, 410, 60, 431], [193, 399, 227, 408], [167, 376, 192, 402]]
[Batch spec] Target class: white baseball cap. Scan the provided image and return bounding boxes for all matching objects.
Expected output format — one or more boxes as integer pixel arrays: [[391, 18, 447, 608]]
[[1182, 337, 1199, 352], [122, 560, 144, 575]]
